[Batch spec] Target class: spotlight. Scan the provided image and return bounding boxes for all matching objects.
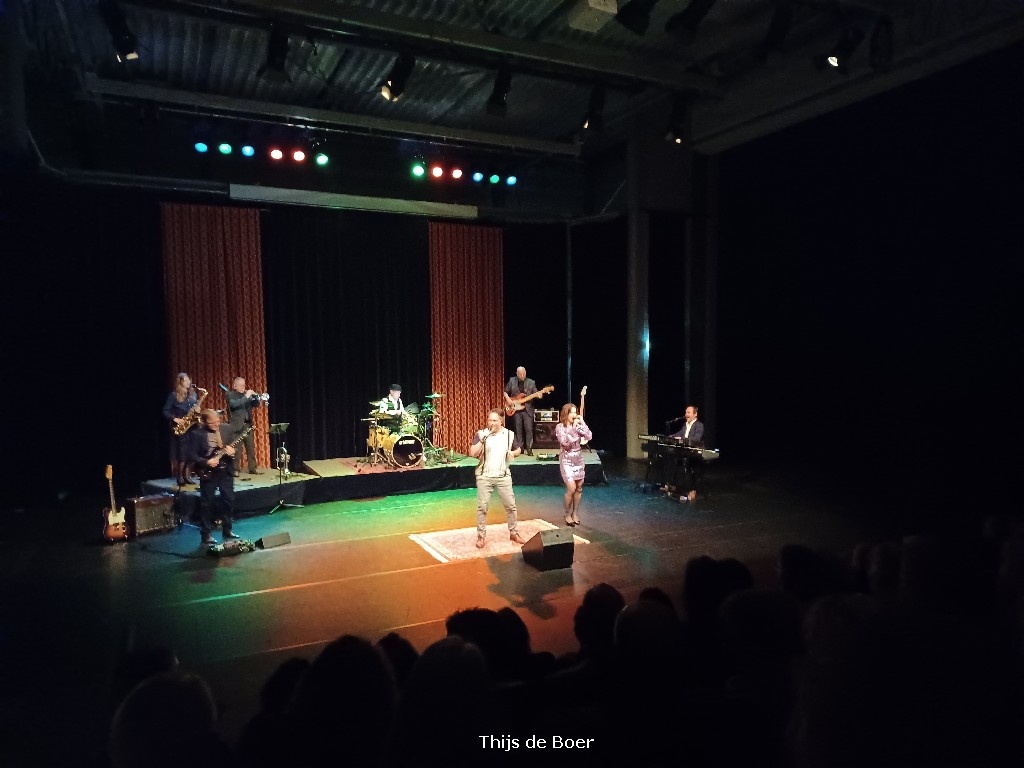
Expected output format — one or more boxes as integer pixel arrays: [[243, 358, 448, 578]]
[[218, 143, 232, 154], [315, 153, 329, 166], [411, 162, 426, 178], [380, 53, 415, 102], [489, 174, 500, 184], [664, 96, 687, 145], [580, 84, 606, 136], [241, 145, 255, 157], [819, 25, 865, 75], [194, 142, 208, 153], [258, 25, 291, 83], [430, 165, 444, 178], [486, 67, 512, 117], [665, 0, 717, 43], [506, 176, 517, 186], [472, 172, 484, 182], [270, 148, 284, 160], [292, 150, 306, 162], [451, 168, 463, 179], [614, 0, 660, 36], [98, 1, 139, 63]]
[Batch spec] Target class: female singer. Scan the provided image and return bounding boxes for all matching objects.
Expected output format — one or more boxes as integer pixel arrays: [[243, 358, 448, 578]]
[[555, 402, 593, 527], [162, 372, 198, 485]]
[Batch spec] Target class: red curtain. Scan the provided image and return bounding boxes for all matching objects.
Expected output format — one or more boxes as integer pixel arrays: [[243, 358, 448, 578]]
[[161, 203, 270, 467], [429, 221, 505, 454]]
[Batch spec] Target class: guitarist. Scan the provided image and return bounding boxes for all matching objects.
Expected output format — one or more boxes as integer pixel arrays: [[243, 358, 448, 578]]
[[187, 409, 239, 546], [503, 366, 538, 456]]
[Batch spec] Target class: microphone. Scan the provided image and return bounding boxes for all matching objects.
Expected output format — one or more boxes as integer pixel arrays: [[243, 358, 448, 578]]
[[219, 383, 229, 392]]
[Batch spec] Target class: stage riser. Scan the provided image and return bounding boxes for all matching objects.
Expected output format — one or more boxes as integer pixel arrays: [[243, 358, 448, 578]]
[[141, 459, 606, 514]]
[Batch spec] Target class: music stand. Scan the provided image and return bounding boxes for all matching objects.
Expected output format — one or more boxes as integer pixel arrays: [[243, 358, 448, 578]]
[[269, 423, 303, 514]]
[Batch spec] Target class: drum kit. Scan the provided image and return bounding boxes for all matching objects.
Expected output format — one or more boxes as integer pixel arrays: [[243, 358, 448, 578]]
[[361, 392, 449, 468]]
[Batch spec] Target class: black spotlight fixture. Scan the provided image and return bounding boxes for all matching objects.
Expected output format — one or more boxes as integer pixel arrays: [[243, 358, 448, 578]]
[[380, 53, 415, 102], [98, 0, 139, 63], [614, 0, 660, 36], [664, 96, 687, 145], [258, 24, 291, 83], [665, 0, 717, 43], [580, 84, 606, 137], [486, 67, 512, 117]]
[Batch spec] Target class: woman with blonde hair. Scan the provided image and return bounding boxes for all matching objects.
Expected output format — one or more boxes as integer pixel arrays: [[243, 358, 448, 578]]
[[162, 372, 198, 486]]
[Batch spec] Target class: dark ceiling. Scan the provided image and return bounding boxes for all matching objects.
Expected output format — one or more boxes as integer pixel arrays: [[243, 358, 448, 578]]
[[12, 0, 1024, 216]]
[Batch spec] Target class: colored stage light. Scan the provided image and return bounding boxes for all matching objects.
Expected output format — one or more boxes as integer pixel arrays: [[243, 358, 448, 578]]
[[241, 145, 255, 157], [293, 150, 306, 162], [218, 143, 232, 154], [451, 168, 463, 179], [489, 174, 500, 184], [472, 172, 483, 182], [506, 175, 517, 186], [194, 142, 208, 153], [411, 162, 426, 177], [315, 153, 329, 166], [270, 148, 284, 160], [430, 165, 444, 178]]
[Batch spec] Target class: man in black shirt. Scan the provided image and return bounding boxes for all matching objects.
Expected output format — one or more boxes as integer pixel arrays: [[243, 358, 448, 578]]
[[189, 410, 238, 546], [226, 377, 263, 475]]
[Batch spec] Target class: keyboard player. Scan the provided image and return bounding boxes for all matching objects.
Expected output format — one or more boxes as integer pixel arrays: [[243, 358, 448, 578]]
[[667, 405, 705, 501]]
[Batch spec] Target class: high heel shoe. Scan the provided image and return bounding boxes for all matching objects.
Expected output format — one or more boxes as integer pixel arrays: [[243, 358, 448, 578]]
[[564, 514, 576, 527], [571, 514, 581, 526]]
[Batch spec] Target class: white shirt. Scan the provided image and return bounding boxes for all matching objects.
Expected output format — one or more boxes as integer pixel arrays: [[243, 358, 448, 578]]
[[479, 428, 514, 477]]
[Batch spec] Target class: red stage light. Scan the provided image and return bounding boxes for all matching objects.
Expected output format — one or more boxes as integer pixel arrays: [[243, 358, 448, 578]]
[[451, 168, 463, 179], [293, 150, 306, 162], [270, 148, 284, 160], [430, 165, 444, 178]]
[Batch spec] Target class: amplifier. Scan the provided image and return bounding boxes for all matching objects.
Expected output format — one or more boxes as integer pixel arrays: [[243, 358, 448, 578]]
[[534, 409, 559, 423], [126, 494, 177, 538], [533, 421, 559, 449]]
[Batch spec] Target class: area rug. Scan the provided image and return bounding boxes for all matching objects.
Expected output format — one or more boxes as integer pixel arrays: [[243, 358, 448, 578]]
[[410, 519, 590, 563]]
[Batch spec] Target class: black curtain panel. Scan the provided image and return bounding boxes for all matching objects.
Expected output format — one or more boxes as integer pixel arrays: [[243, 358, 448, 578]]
[[260, 206, 431, 466]]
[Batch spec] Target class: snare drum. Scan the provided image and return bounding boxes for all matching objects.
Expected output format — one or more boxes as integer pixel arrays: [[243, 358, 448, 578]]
[[382, 433, 423, 467], [367, 425, 390, 449]]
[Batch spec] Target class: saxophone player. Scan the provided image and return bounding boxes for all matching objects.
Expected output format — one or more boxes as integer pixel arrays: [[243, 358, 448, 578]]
[[162, 372, 203, 486]]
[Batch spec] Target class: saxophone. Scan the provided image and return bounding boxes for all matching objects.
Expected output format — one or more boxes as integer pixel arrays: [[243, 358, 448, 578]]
[[172, 387, 208, 436]]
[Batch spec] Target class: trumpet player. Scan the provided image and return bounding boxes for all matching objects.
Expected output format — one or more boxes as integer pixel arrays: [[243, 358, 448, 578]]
[[163, 372, 202, 486], [226, 377, 265, 475]]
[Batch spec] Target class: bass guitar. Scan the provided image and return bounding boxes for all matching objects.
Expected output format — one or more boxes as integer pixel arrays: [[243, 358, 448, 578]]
[[579, 385, 589, 446], [504, 385, 555, 416], [194, 426, 255, 479], [102, 464, 128, 542]]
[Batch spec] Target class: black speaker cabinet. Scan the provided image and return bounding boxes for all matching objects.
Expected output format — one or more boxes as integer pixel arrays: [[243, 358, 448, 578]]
[[533, 421, 559, 449], [256, 532, 291, 549], [521, 528, 574, 571], [126, 494, 177, 538]]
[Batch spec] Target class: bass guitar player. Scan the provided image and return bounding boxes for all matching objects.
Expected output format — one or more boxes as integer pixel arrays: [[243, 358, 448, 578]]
[[503, 366, 553, 457]]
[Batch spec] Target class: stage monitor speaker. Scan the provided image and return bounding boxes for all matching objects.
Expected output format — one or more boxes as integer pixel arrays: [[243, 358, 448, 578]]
[[126, 495, 177, 538], [521, 528, 574, 571], [256, 532, 291, 549], [533, 421, 559, 449]]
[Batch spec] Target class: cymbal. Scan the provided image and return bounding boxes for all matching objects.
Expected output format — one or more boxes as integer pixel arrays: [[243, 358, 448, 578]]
[[369, 401, 384, 407], [425, 392, 445, 399], [359, 417, 378, 422]]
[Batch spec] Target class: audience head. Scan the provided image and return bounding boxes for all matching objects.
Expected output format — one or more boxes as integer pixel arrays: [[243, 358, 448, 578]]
[[573, 582, 626, 656]]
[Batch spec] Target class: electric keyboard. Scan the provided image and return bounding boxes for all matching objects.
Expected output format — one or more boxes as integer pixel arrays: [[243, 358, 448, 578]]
[[638, 434, 720, 461]]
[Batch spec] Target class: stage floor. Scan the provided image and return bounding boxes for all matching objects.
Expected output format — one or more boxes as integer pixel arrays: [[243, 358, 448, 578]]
[[3, 455, 905, 767]]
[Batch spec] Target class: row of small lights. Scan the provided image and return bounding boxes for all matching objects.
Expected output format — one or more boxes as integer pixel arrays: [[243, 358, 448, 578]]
[[194, 142, 330, 166], [411, 162, 517, 186]]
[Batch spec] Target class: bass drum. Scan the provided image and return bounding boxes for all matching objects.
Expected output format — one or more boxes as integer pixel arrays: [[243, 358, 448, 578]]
[[382, 433, 423, 467]]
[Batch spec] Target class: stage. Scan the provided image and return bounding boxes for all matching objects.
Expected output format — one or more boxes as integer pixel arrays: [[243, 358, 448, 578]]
[[140, 449, 608, 519]]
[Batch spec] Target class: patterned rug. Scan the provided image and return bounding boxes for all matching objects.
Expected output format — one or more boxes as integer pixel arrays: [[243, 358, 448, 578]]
[[410, 519, 590, 563]]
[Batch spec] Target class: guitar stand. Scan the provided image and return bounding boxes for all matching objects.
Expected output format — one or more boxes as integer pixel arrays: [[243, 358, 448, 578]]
[[269, 422, 304, 514]]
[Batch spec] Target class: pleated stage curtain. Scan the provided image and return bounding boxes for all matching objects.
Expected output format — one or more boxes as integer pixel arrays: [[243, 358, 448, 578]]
[[429, 221, 505, 453], [161, 203, 271, 468]]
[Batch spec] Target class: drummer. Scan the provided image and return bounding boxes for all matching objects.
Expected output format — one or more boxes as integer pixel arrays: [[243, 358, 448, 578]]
[[378, 384, 406, 417]]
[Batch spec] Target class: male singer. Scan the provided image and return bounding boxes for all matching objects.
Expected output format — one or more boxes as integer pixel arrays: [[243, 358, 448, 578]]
[[468, 409, 526, 549]]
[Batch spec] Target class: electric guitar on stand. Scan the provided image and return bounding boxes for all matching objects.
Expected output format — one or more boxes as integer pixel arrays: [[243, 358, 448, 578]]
[[579, 385, 589, 447], [102, 465, 128, 542], [505, 385, 555, 416]]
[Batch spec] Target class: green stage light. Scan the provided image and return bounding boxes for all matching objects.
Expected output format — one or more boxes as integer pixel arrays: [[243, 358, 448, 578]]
[[411, 162, 426, 178], [315, 153, 329, 166], [218, 143, 232, 154], [489, 174, 500, 184]]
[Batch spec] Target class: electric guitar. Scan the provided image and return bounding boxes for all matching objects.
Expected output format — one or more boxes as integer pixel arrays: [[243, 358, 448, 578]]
[[194, 426, 255, 479], [579, 385, 589, 446], [504, 385, 555, 416], [102, 465, 128, 542]]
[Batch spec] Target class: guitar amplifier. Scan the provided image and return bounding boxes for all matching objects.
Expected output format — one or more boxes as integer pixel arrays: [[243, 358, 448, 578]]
[[534, 409, 559, 423], [126, 494, 178, 538], [533, 421, 559, 449]]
